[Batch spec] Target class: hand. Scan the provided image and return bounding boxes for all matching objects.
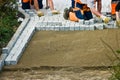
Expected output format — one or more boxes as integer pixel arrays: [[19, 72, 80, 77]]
[[100, 15, 110, 23]]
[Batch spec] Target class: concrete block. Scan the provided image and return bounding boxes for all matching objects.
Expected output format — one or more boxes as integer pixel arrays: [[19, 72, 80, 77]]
[[84, 25, 90, 30], [89, 25, 95, 30], [35, 26, 41, 30], [70, 26, 75, 31], [30, 17, 35, 21], [54, 26, 60, 31], [10, 60, 17, 65], [79, 25, 85, 30], [1, 54, 8, 60], [74, 23, 80, 30], [59, 26, 65, 31], [5, 59, 11, 65], [107, 21, 115, 28], [95, 24, 104, 30], [29, 11, 34, 17], [84, 21, 90, 25], [79, 20, 84, 25], [74, 26, 80, 30], [89, 19, 94, 25], [11, 43, 25, 65], [34, 16, 39, 21], [50, 26, 55, 31], [25, 9, 31, 14], [0, 60, 3, 70], [64, 26, 70, 31], [45, 26, 51, 31], [2, 47, 8, 54], [95, 17, 103, 23]]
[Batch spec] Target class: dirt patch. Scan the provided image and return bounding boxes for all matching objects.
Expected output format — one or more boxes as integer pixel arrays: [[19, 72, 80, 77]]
[[15, 29, 120, 67], [1, 67, 112, 80]]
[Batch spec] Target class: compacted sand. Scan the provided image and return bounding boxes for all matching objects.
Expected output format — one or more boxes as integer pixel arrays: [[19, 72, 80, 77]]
[[1, 28, 120, 80]]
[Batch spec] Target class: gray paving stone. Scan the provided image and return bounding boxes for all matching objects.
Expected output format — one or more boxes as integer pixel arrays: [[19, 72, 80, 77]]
[[79, 25, 85, 30], [84, 21, 90, 25], [64, 26, 70, 31], [2, 47, 8, 54], [45, 26, 52, 31], [54, 26, 60, 31], [89, 25, 95, 30], [95, 24, 104, 30], [59, 26, 65, 31], [70, 26, 75, 31], [0, 60, 4, 70], [107, 21, 115, 28], [89, 19, 95, 25], [79, 20, 84, 25], [1, 54, 8, 60], [84, 25, 90, 30]]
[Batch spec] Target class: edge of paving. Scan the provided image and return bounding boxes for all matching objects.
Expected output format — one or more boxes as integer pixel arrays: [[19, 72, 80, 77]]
[[0, 7, 30, 71]]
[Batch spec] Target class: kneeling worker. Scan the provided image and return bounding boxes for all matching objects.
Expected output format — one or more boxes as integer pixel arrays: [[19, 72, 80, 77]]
[[64, 0, 110, 23]]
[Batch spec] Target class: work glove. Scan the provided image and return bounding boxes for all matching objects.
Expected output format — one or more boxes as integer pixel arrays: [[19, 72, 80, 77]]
[[37, 10, 44, 17], [100, 15, 110, 23]]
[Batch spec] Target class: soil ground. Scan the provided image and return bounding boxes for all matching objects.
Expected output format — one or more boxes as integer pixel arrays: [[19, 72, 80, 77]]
[[1, 28, 120, 80]]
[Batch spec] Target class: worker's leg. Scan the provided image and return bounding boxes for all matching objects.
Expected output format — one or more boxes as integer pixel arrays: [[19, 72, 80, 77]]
[[34, 0, 44, 16], [96, 0, 101, 13], [22, 0, 30, 9], [48, 0, 59, 14], [115, 2, 120, 27]]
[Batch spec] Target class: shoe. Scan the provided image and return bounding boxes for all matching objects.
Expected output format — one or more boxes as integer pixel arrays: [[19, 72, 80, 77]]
[[52, 10, 60, 14], [116, 20, 120, 28], [63, 8, 69, 20], [37, 10, 44, 17]]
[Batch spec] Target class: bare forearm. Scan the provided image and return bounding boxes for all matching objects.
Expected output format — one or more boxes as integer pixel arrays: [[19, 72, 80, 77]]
[[90, 8, 102, 17]]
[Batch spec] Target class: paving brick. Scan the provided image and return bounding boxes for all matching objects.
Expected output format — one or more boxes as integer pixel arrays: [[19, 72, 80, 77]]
[[95, 23, 104, 30], [89, 19, 94, 25], [64, 26, 70, 31], [84, 21, 90, 25], [79, 20, 84, 25], [107, 21, 115, 28], [2, 47, 8, 54], [1, 54, 8, 60], [54, 26, 60, 31], [84, 25, 90, 30], [0, 60, 4, 70], [89, 25, 95, 30], [79, 25, 85, 30]]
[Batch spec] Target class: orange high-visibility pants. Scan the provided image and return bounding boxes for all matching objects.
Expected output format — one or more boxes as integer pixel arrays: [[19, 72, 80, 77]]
[[111, 3, 117, 15]]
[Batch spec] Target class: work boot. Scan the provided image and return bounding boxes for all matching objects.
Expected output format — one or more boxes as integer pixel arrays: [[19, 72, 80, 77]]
[[52, 10, 60, 14], [116, 20, 120, 28], [37, 10, 44, 17], [63, 8, 69, 20]]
